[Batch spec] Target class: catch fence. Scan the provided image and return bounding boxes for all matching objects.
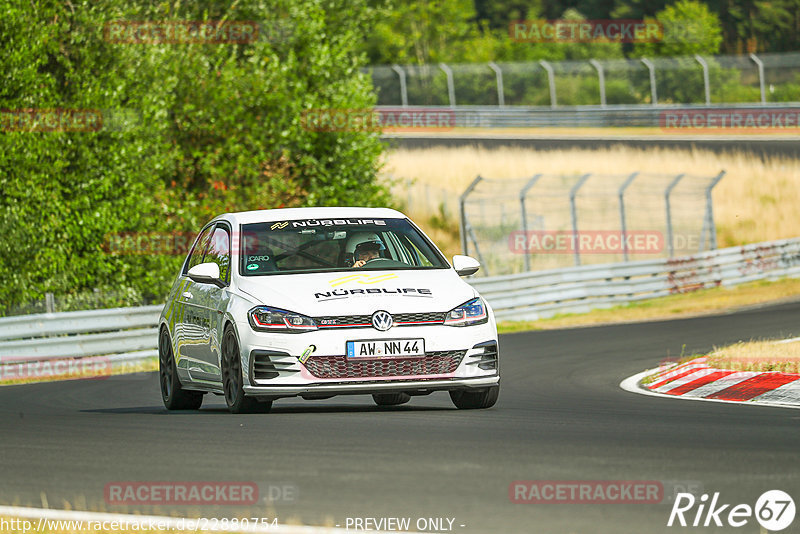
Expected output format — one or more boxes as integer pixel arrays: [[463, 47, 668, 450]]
[[458, 171, 725, 276]]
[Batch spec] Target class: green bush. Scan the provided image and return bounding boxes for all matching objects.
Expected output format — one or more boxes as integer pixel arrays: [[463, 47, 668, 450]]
[[0, 0, 390, 315]]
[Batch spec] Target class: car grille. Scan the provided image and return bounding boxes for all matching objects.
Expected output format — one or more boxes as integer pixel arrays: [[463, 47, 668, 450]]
[[395, 312, 447, 325], [313, 312, 446, 328], [303, 350, 466, 379]]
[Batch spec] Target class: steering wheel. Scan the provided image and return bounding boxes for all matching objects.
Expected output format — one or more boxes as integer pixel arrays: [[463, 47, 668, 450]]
[[364, 257, 392, 264]]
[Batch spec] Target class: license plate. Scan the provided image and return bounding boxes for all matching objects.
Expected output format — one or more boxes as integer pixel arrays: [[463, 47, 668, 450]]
[[346, 339, 425, 358]]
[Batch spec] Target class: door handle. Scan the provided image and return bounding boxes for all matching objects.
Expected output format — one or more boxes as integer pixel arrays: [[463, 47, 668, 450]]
[[181, 292, 193, 300]]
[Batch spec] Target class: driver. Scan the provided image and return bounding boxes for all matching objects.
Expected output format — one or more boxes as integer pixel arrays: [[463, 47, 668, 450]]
[[347, 234, 386, 268]]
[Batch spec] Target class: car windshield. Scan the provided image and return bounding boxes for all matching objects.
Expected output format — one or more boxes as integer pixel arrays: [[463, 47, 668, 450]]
[[239, 217, 449, 275]]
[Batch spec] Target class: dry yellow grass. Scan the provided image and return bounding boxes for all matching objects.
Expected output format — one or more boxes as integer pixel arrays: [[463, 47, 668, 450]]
[[497, 277, 800, 332], [707, 339, 800, 373], [383, 145, 800, 257]]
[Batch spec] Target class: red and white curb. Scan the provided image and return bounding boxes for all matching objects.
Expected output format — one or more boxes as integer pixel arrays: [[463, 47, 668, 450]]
[[620, 357, 800, 409]]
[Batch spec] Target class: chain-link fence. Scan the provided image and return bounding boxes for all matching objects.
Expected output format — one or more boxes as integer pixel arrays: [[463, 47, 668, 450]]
[[369, 52, 800, 107], [458, 171, 725, 276]]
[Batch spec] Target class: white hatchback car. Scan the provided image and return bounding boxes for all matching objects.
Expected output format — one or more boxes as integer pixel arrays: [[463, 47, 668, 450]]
[[158, 207, 499, 413]]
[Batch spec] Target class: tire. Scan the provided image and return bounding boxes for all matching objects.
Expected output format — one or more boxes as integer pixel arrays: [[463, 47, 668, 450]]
[[221, 325, 272, 414], [372, 393, 411, 406], [159, 328, 203, 410], [449, 385, 499, 410]]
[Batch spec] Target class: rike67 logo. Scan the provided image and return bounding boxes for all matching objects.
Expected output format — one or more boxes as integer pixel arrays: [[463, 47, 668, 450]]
[[668, 490, 795, 531]]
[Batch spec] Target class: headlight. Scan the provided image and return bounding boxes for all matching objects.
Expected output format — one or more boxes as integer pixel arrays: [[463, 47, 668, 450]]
[[444, 297, 488, 327], [248, 306, 317, 333]]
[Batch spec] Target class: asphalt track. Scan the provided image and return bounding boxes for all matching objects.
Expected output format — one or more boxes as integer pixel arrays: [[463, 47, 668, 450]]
[[3, 301, 800, 533], [384, 134, 800, 160]]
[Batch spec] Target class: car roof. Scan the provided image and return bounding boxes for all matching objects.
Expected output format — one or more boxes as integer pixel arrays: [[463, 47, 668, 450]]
[[213, 206, 408, 226]]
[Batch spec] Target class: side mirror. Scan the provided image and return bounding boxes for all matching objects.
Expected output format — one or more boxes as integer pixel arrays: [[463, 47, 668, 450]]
[[452, 255, 480, 277], [187, 262, 224, 287]]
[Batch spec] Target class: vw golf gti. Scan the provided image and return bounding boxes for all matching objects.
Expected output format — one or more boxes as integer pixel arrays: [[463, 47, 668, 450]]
[[159, 207, 500, 413]]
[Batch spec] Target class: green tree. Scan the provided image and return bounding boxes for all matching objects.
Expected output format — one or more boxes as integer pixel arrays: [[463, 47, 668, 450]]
[[0, 0, 390, 314], [708, 0, 800, 53], [632, 0, 723, 57], [364, 0, 496, 65]]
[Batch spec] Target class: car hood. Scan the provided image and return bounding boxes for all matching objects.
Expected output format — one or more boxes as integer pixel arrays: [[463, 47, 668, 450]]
[[235, 269, 476, 316]]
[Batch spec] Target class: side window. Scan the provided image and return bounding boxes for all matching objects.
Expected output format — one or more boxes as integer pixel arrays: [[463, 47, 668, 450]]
[[205, 226, 231, 283], [399, 234, 431, 267], [184, 225, 214, 274]]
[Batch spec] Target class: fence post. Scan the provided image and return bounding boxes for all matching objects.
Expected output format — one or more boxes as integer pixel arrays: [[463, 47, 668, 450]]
[[694, 55, 711, 105], [459, 176, 483, 256], [570, 174, 592, 266], [699, 171, 726, 251], [466, 224, 489, 276], [391, 64, 408, 107], [665, 173, 685, 257], [45, 293, 55, 314], [519, 174, 543, 272], [539, 60, 557, 108], [488, 62, 505, 107], [750, 53, 766, 104], [641, 58, 657, 105], [589, 59, 607, 108], [439, 63, 456, 108], [618, 172, 639, 261]]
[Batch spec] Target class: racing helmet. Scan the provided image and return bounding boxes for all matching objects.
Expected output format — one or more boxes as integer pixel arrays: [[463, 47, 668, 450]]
[[345, 233, 386, 263]]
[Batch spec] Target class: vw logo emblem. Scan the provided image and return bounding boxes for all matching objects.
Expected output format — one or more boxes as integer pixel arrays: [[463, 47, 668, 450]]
[[371, 310, 393, 331]]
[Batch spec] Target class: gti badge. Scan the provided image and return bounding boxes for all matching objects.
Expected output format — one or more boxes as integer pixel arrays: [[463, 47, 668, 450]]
[[371, 310, 393, 331]]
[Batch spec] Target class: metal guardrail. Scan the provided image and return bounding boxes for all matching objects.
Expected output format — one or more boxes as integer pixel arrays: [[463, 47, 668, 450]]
[[375, 103, 800, 129], [1, 238, 799, 368], [0, 305, 161, 365], [471, 238, 800, 321]]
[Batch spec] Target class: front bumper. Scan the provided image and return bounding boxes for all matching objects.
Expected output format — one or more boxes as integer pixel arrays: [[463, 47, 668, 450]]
[[243, 375, 499, 398], [235, 320, 499, 398]]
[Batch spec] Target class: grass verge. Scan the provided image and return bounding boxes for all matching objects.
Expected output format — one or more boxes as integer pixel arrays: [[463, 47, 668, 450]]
[[497, 277, 800, 333], [0, 357, 157, 386], [707, 339, 800, 374]]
